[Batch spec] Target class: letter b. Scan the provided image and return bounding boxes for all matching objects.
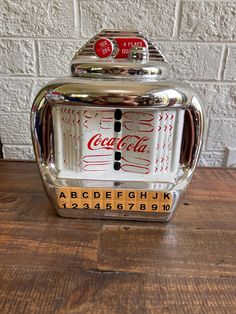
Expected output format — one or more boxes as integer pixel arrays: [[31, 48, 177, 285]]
[[71, 192, 77, 198]]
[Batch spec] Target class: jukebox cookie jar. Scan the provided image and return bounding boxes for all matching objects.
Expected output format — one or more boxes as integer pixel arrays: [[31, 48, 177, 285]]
[[31, 30, 205, 221]]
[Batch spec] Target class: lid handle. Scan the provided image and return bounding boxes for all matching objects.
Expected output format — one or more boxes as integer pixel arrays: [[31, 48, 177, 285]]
[[129, 46, 149, 62]]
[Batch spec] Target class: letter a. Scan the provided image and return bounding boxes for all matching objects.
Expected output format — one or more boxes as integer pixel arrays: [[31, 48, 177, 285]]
[[59, 192, 66, 199]]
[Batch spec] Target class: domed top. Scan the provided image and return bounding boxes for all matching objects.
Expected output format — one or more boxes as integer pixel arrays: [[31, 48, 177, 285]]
[[70, 29, 169, 80]]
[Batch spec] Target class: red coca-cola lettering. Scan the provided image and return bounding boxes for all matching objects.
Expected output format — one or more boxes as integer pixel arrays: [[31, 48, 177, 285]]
[[87, 133, 149, 153]]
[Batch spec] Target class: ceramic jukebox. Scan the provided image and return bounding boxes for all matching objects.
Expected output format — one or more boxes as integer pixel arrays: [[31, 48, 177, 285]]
[[31, 30, 205, 221]]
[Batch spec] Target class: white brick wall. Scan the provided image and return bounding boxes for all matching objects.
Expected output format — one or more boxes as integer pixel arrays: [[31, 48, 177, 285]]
[[0, 0, 236, 167]]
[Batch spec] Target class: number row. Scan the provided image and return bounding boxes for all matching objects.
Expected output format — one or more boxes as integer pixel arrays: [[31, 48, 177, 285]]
[[61, 202, 171, 212]]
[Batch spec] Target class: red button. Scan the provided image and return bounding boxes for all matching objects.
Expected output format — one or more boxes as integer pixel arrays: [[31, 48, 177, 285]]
[[94, 38, 113, 58]]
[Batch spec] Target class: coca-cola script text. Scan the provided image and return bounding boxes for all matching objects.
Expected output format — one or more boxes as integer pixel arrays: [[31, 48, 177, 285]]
[[87, 133, 149, 153]]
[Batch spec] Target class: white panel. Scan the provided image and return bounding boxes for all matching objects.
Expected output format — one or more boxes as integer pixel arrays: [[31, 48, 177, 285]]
[[53, 106, 184, 183]]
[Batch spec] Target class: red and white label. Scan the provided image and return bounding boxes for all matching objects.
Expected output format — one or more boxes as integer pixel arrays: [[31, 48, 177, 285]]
[[114, 37, 148, 58], [87, 134, 149, 153], [94, 38, 113, 58], [94, 37, 148, 59]]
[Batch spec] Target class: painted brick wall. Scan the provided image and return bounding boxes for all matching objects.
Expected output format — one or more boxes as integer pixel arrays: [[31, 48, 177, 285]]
[[0, 0, 236, 166]]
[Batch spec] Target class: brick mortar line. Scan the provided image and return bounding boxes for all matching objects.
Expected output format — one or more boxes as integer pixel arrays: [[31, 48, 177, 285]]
[[189, 81, 236, 84], [0, 76, 57, 79], [0, 36, 80, 40], [204, 118, 236, 121], [33, 40, 40, 76], [218, 45, 228, 81], [182, 0, 236, 2], [173, 0, 182, 39], [1, 112, 32, 114], [201, 150, 225, 154], [155, 40, 236, 45], [78, 0, 83, 38], [203, 117, 210, 151], [3, 144, 33, 147], [73, 0, 80, 38]]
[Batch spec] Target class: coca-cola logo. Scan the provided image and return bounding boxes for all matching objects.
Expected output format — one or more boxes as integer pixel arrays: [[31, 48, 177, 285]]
[[87, 133, 149, 153]]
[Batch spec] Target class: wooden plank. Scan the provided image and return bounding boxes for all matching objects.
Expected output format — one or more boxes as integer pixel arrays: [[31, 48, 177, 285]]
[[187, 181, 236, 201], [0, 267, 235, 314], [0, 161, 43, 193], [186, 168, 236, 202], [0, 160, 36, 174], [170, 199, 236, 230], [0, 173, 44, 193], [97, 225, 236, 276], [0, 192, 55, 221], [192, 167, 236, 183], [0, 221, 101, 270]]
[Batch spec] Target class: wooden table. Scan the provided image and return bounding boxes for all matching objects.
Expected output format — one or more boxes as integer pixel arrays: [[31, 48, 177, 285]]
[[0, 161, 235, 313]]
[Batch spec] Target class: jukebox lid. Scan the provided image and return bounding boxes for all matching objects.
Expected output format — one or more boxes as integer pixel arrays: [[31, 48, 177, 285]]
[[71, 30, 169, 80]]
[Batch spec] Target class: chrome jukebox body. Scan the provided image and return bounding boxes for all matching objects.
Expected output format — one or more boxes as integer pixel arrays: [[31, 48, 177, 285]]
[[31, 30, 205, 221]]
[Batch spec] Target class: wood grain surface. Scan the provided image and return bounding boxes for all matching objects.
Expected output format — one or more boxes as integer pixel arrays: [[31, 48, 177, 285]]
[[0, 161, 235, 314]]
